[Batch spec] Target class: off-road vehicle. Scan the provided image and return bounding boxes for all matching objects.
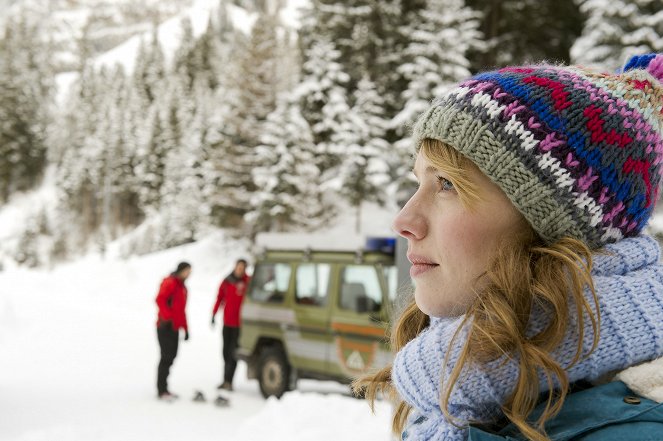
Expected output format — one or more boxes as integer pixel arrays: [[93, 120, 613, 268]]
[[238, 239, 399, 398]]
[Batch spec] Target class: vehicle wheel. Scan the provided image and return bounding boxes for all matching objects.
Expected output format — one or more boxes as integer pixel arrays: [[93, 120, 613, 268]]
[[258, 347, 290, 399]]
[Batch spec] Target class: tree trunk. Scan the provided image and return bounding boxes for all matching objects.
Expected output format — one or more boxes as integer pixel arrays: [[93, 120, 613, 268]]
[[356, 201, 362, 235]]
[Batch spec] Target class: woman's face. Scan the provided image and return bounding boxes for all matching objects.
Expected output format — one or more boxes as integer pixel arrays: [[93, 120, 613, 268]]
[[393, 152, 526, 317]]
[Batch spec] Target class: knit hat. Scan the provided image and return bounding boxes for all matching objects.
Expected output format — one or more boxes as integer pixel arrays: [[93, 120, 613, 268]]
[[413, 53, 663, 248]]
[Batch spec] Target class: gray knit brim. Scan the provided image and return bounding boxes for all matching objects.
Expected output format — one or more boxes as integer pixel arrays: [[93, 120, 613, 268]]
[[412, 104, 597, 247]]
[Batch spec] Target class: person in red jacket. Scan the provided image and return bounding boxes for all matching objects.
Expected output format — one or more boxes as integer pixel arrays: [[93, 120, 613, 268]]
[[211, 258, 249, 391], [155, 262, 191, 400]]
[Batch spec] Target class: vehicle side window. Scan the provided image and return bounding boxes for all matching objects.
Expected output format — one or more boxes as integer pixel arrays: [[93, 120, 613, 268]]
[[295, 263, 330, 307], [382, 265, 398, 303], [339, 265, 382, 313], [249, 263, 292, 303]]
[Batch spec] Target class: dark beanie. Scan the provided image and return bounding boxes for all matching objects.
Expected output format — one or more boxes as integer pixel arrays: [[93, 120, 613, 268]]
[[175, 262, 191, 273]]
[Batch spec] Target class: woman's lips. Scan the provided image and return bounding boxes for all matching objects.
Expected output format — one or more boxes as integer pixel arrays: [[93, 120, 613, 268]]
[[407, 254, 439, 278], [410, 262, 439, 277]]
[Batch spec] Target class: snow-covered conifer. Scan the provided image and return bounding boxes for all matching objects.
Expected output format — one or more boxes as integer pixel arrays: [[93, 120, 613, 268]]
[[338, 75, 390, 233], [572, 0, 663, 69], [394, 0, 481, 127], [0, 12, 54, 202]]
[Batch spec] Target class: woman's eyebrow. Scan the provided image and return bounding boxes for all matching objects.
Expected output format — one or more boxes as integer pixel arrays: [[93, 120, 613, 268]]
[[412, 165, 440, 179]]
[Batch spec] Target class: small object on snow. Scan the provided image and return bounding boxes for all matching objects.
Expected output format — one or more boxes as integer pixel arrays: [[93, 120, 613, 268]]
[[192, 390, 206, 402], [214, 394, 230, 407]]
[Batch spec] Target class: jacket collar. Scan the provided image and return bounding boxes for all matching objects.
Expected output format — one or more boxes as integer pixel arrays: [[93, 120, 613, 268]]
[[615, 356, 663, 403], [226, 272, 247, 284], [470, 381, 663, 440]]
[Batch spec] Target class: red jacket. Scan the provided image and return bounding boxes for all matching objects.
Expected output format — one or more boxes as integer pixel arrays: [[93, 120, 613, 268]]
[[212, 273, 249, 327], [155, 275, 188, 331]]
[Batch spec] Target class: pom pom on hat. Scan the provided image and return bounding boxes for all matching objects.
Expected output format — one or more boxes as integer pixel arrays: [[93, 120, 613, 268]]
[[623, 53, 663, 83], [647, 55, 663, 83], [623, 53, 657, 73]]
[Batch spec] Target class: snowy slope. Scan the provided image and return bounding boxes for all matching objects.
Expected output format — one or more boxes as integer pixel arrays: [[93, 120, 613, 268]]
[[93, 0, 255, 74], [0, 232, 392, 441], [54, 0, 308, 105]]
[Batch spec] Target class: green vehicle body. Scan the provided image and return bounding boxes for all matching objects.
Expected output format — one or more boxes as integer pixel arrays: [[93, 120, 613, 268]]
[[238, 247, 398, 398]]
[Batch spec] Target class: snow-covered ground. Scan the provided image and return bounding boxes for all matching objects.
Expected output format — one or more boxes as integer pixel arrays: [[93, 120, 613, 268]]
[[0, 232, 392, 441]]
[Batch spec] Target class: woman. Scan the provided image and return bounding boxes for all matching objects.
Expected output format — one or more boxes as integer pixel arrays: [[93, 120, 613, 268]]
[[357, 54, 663, 440]]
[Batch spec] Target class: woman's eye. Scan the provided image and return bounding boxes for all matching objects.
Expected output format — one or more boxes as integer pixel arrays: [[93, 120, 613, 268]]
[[437, 176, 455, 192]]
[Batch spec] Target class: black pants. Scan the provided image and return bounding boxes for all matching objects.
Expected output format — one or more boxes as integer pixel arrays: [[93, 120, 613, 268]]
[[157, 323, 179, 395], [223, 325, 240, 384]]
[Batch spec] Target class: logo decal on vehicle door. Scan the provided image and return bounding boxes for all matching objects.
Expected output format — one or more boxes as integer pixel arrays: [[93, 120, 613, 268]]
[[335, 338, 377, 374], [346, 350, 365, 370]]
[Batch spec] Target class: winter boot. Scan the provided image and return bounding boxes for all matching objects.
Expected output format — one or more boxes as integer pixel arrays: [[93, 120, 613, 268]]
[[158, 391, 179, 402], [217, 381, 233, 391]]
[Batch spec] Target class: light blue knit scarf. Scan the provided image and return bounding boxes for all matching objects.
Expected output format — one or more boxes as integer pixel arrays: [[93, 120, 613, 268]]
[[392, 235, 663, 440]]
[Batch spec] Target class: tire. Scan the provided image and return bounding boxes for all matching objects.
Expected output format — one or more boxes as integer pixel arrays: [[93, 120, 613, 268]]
[[258, 346, 290, 399]]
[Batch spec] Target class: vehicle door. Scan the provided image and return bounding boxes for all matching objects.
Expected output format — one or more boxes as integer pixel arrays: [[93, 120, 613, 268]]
[[329, 263, 390, 378], [240, 261, 295, 352], [290, 262, 333, 374]]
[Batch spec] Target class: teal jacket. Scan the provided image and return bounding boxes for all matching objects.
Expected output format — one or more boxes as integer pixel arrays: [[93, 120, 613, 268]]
[[468, 381, 663, 441]]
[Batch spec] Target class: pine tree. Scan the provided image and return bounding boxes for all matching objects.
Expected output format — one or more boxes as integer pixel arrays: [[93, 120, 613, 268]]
[[136, 107, 169, 213], [172, 17, 223, 92], [394, 0, 481, 127], [572, 0, 663, 69], [369, 0, 427, 126], [104, 66, 142, 232], [208, 12, 282, 227], [298, 0, 371, 89], [339, 75, 390, 233], [158, 78, 210, 247], [298, 0, 426, 135], [246, 97, 329, 237], [0, 12, 53, 202], [296, 37, 352, 174], [296, 0, 429, 198], [56, 65, 106, 236], [56, 63, 143, 244], [133, 30, 166, 106], [467, 0, 583, 71]]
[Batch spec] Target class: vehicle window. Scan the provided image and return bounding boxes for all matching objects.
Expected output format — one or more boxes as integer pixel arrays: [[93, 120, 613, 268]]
[[249, 263, 292, 303], [339, 265, 382, 313], [295, 263, 331, 307], [382, 265, 398, 302]]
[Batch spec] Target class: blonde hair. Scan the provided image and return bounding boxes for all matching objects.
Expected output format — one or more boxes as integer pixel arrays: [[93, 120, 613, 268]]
[[354, 139, 600, 441]]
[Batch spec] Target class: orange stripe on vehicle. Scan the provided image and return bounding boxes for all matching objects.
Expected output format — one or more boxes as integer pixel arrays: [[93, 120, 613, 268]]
[[331, 322, 385, 337], [338, 339, 375, 352]]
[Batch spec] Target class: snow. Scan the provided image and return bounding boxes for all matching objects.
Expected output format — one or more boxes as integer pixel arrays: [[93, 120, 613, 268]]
[[647, 211, 663, 236], [279, 0, 309, 29], [0, 167, 57, 263], [0, 231, 393, 441], [55, 71, 78, 106]]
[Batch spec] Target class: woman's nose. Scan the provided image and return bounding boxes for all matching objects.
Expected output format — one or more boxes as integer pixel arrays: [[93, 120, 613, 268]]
[[392, 195, 427, 240]]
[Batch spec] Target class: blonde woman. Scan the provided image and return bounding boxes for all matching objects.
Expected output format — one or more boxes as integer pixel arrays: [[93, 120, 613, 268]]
[[358, 54, 663, 440]]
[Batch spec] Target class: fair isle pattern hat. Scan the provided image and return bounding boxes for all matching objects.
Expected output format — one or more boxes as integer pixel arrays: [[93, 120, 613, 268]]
[[413, 54, 663, 248]]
